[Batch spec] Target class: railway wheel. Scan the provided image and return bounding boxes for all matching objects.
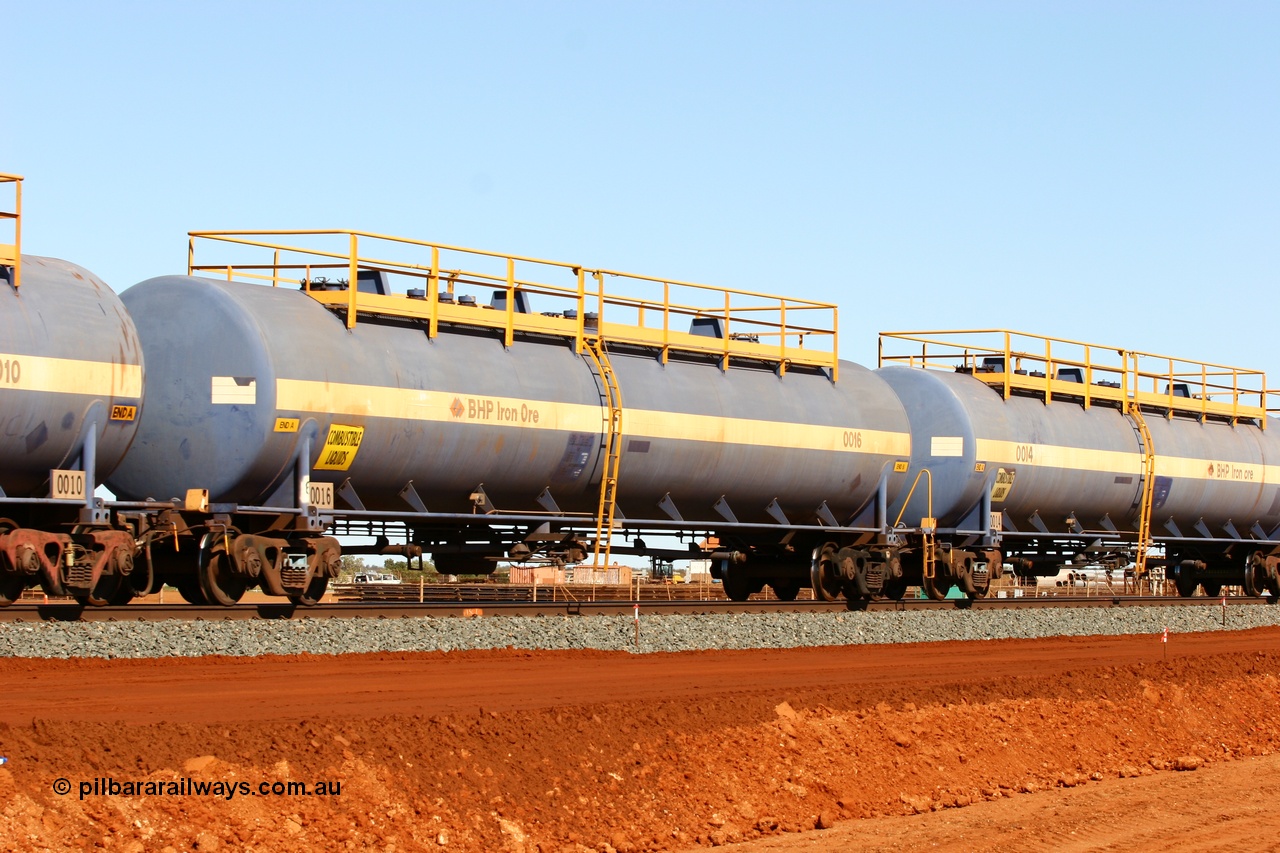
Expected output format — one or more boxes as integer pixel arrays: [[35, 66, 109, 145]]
[[1171, 561, 1198, 598], [839, 548, 882, 599], [103, 546, 145, 606], [921, 574, 952, 601], [722, 566, 754, 602], [1244, 553, 1266, 597], [882, 577, 909, 600], [113, 547, 155, 604], [75, 554, 126, 608], [175, 578, 208, 605], [107, 584, 136, 606], [0, 520, 34, 604], [810, 546, 842, 602], [770, 580, 802, 601], [0, 572, 25, 606], [197, 534, 248, 607], [1202, 581, 1223, 598], [74, 580, 120, 607], [289, 575, 329, 607], [0, 519, 22, 604]]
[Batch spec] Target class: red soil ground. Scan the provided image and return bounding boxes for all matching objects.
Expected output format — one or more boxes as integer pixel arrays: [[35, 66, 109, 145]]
[[2, 628, 1279, 851]]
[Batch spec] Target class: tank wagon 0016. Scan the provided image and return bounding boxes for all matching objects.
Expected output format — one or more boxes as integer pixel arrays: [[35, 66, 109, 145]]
[[3, 171, 1280, 608], [106, 228, 914, 605]]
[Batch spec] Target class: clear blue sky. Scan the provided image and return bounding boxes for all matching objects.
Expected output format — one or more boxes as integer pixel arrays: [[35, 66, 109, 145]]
[[7, 1, 1277, 370]]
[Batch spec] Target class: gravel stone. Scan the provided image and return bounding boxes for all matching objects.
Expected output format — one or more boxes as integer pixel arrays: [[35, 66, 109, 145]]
[[1, 602, 1278, 659]]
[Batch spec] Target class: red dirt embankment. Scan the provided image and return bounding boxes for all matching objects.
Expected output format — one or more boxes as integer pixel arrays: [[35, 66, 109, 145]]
[[2, 629, 1279, 852]]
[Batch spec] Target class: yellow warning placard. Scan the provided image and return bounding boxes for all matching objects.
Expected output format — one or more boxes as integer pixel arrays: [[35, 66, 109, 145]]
[[991, 467, 1016, 503], [314, 424, 364, 471]]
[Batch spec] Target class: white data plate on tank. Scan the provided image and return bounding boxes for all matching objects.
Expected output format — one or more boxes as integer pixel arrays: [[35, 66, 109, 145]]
[[211, 376, 257, 405], [931, 436, 963, 457], [308, 481, 335, 510], [49, 468, 86, 501]]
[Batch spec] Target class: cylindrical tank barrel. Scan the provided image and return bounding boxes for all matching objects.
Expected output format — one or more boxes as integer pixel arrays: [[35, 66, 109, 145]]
[[108, 276, 607, 509], [0, 255, 143, 497], [878, 365, 1280, 539], [1144, 416, 1280, 537], [610, 352, 911, 524]]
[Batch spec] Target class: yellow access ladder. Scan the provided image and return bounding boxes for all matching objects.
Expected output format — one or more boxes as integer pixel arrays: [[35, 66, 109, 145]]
[[893, 469, 940, 597], [582, 336, 623, 568], [921, 523, 937, 585], [1127, 402, 1156, 579]]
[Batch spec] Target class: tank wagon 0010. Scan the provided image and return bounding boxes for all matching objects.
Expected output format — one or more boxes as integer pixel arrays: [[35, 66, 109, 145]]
[[0, 174, 146, 605], [3, 170, 1280, 608]]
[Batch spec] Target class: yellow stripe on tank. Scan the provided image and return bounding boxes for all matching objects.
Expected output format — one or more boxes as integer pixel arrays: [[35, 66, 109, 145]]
[[275, 379, 604, 432], [1157, 456, 1271, 485], [976, 439, 1143, 475], [274, 378, 911, 456], [624, 409, 911, 456], [977, 437, 1280, 485], [0, 351, 142, 398]]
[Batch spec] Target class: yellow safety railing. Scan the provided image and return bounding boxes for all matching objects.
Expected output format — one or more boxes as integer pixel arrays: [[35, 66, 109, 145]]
[[879, 329, 1272, 427], [892, 467, 933, 530], [187, 229, 839, 377], [0, 173, 22, 289]]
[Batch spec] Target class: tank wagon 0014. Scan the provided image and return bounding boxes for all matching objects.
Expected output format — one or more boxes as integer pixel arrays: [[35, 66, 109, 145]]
[[3, 170, 1280, 608], [877, 331, 1280, 600]]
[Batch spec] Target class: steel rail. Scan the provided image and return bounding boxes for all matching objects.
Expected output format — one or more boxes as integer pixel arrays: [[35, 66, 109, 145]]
[[0, 596, 1270, 623]]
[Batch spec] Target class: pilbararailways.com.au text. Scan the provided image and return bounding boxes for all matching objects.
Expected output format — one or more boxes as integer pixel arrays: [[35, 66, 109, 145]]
[[53, 777, 342, 801]]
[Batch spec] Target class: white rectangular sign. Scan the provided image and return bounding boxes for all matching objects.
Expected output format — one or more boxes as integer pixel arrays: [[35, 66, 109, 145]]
[[50, 468, 86, 501]]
